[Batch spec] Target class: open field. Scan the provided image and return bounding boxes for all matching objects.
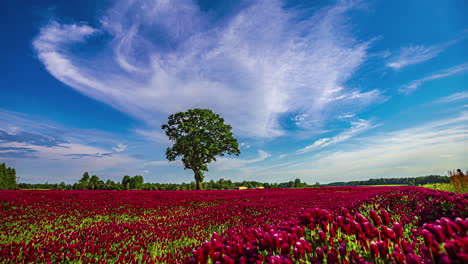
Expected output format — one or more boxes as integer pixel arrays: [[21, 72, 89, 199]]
[[423, 183, 468, 194], [1, 187, 467, 263]]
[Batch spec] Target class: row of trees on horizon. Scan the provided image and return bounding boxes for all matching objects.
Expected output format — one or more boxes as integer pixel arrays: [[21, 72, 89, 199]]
[[14, 170, 454, 191], [18, 172, 311, 190], [0, 161, 459, 191]]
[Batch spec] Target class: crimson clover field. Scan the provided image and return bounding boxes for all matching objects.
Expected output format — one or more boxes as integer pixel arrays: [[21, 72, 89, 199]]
[[1, 187, 467, 263]]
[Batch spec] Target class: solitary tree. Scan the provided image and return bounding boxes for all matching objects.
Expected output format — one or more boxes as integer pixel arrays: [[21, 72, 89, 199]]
[[162, 109, 240, 190]]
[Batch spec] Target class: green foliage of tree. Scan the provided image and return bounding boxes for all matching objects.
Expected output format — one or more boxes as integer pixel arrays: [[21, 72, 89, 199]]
[[122, 175, 131, 190], [89, 175, 100, 190], [77, 172, 90, 189], [162, 109, 240, 190], [131, 175, 144, 190], [121, 175, 144, 190], [0, 163, 18, 189]]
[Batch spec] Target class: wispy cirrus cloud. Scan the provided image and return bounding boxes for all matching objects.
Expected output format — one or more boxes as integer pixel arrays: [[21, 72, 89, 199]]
[[112, 143, 127, 152], [297, 119, 375, 154], [253, 111, 468, 183], [0, 109, 142, 183], [435, 91, 468, 103], [145, 150, 270, 172], [64, 152, 114, 159], [144, 160, 182, 166], [211, 150, 271, 171], [0, 130, 67, 148], [33, 0, 382, 139], [0, 147, 38, 159], [387, 34, 466, 70], [399, 63, 468, 94]]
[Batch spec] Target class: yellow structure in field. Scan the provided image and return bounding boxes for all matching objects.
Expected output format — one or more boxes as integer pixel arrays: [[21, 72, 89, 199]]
[[231, 186, 248, 190]]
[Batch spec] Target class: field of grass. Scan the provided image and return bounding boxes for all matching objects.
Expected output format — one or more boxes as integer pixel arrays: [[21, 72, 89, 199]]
[[1, 187, 467, 263], [422, 182, 468, 194]]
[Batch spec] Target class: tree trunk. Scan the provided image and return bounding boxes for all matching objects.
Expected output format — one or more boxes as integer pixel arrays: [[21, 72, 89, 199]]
[[196, 180, 203, 190], [194, 170, 204, 190]]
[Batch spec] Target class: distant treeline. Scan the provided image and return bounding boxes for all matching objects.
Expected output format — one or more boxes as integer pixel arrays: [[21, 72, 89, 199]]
[[18, 173, 310, 190], [15, 173, 451, 191], [321, 175, 450, 187]]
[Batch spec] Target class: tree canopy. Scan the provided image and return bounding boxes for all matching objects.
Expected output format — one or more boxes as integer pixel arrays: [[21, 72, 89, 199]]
[[0, 163, 18, 189], [162, 108, 240, 190]]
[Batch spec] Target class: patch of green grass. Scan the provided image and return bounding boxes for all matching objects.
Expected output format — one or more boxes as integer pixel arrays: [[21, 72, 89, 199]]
[[422, 182, 468, 193]]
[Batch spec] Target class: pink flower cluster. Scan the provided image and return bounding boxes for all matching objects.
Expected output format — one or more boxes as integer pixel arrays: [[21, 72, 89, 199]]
[[184, 187, 468, 264], [1, 186, 466, 263]]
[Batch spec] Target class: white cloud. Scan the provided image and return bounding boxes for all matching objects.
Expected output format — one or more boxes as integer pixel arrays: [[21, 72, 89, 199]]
[[33, 0, 381, 139], [388, 45, 445, 70], [239, 142, 251, 149], [134, 129, 170, 144], [1, 140, 139, 182], [144, 160, 182, 166], [387, 35, 465, 70], [144, 149, 270, 172], [297, 119, 375, 153], [211, 150, 270, 171], [0, 110, 143, 183], [112, 143, 127, 152], [400, 63, 468, 94], [337, 113, 355, 119], [435, 91, 468, 103], [439, 154, 455, 158], [254, 112, 468, 183]]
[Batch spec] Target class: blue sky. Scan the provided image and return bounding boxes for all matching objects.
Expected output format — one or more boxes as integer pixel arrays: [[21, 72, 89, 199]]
[[1, 0, 467, 184]]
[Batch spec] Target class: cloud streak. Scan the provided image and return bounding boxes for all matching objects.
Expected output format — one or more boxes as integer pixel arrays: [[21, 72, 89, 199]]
[[33, 0, 381, 139], [211, 150, 271, 171], [0, 110, 142, 183], [400, 63, 468, 94], [387, 35, 466, 70], [254, 111, 468, 183], [435, 91, 468, 103], [297, 119, 375, 153]]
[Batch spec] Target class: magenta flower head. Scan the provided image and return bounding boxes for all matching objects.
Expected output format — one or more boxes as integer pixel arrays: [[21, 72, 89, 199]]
[[338, 243, 346, 258], [239, 256, 246, 264], [369, 209, 382, 226], [433, 225, 446, 243], [280, 242, 290, 255], [441, 218, 454, 238], [393, 222, 403, 239], [337, 216, 344, 227], [316, 247, 324, 261], [318, 231, 326, 243], [377, 241, 388, 257], [455, 218, 467, 234], [441, 256, 451, 264], [444, 241, 458, 260], [421, 230, 433, 248], [370, 242, 379, 258], [379, 209, 391, 226], [327, 249, 338, 264]]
